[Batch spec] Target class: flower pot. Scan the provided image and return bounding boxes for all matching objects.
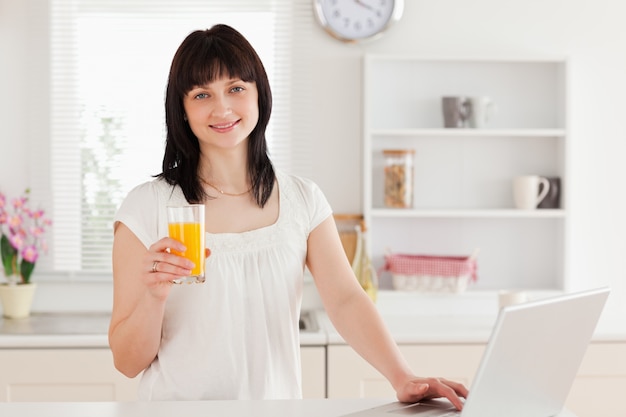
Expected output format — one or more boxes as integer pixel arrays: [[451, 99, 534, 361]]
[[0, 283, 37, 319]]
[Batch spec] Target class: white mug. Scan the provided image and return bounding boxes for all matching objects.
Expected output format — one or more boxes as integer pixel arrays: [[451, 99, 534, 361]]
[[498, 290, 529, 310], [513, 175, 550, 210], [469, 96, 495, 128]]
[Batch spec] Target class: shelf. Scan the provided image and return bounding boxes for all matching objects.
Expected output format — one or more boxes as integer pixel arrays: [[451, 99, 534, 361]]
[[363, 55, 568, 292], [370, 128, 566, 138], [370, 208, 566, 219]]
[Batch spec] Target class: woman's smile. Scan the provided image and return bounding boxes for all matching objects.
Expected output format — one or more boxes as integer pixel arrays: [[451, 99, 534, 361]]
[[210, 119, 240, 133]]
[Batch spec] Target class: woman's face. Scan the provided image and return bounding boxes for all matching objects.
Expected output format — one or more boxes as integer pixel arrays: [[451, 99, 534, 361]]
[[183, 77, 259, 152]]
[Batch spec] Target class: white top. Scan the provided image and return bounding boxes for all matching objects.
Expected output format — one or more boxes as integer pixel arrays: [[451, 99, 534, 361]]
[[114, 171, 332, 400]]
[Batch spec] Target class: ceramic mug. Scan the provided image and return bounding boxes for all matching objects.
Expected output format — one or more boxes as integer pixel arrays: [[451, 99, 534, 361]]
[[469, 96, 495, 128], [498, 290, 529, 310], [513, 175, 550, 210], [441, 96, 471, 128], [537, 177, 561, 209]]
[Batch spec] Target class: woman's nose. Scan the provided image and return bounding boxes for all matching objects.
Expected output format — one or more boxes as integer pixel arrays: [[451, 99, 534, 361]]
[[211, 95, 232, 117]]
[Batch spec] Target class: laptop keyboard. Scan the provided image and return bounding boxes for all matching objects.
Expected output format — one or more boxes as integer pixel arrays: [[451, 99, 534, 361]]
[[392, 410, 459, 416], [387, 402, 461, 416]]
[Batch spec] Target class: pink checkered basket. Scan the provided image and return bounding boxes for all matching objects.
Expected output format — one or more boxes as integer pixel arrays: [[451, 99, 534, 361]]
[[382, 250, 478, 293]]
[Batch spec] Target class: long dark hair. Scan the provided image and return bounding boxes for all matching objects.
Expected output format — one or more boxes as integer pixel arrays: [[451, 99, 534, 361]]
[[157, 24, 275, 207]]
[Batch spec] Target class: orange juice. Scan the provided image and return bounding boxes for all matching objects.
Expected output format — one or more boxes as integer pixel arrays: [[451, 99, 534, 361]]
[[168, 222, 205, 279]]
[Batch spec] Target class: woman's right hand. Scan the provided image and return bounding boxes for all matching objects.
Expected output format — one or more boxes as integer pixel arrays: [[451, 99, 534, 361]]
[[143, 237, 195, 299]]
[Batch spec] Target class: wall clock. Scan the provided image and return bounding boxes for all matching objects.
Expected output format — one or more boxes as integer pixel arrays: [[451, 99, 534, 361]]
[[313, 0, 404, 43]]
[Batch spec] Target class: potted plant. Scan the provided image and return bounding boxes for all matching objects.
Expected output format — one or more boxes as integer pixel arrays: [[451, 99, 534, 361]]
[[0, 189, 52, 319]]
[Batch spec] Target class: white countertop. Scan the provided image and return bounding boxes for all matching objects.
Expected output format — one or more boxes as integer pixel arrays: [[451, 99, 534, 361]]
[[1, 291, 624, 349], [0, 399, 580, 417], [321, 290, 626, 345], [0, 311, 327, 348]]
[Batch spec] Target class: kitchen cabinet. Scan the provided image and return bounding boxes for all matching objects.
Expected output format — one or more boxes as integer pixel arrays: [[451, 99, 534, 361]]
[[0, 349, 139, 402], [566, 342, 626, 417], [0, 346, 326, 401], [363, 55, 568, 292], [327, 342, 626, 417], [300, 346, 326, 398], [327, 343, 485, 398]]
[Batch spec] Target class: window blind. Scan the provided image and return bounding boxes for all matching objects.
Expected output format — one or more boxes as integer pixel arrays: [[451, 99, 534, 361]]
[[39, 0, 313, 278]]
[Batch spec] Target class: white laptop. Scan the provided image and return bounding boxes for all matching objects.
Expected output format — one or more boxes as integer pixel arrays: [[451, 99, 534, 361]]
[[341, 287, 610, 417]]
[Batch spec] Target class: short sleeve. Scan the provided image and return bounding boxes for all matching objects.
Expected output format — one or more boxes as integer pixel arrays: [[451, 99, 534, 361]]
[[280, 172, 333, 234], [114, 180, 177, 249], [306, 179, 333, 232]]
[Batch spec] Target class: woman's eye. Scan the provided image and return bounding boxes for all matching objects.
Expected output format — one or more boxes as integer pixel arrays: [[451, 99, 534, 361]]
[[194, 93, 209, 99], [230, 86, 244, 93]]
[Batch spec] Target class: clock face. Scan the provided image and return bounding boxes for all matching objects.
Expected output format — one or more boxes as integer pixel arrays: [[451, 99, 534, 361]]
[[314, 0, 403, 43]]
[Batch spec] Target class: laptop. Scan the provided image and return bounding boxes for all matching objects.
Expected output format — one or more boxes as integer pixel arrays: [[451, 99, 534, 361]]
[[341, 287, 610, 417]]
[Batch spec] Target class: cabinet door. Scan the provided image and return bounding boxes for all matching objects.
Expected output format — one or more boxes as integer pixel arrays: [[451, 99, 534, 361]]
[[566, 342, 626, 417], [0, 349, 139, 402], [301, 346, 326, 399], [0, 347, 325, 402], [327, 344, 485, 398]]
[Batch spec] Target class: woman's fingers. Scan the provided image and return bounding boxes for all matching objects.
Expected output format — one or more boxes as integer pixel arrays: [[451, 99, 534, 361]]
[[397, 377, 468, 411], [149, 237, 186, 254], [146, 238, 194, 283], [439, 377, 469, 399]]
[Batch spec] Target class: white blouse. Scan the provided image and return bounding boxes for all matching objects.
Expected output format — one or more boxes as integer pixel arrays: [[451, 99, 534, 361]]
[[114, 171, 332, 400]]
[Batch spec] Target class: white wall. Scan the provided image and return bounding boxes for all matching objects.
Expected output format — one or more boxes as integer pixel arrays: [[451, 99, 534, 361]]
[[1, 0, 625, 328], [305, 0, 626, 328], [0, 0, 31, 197]]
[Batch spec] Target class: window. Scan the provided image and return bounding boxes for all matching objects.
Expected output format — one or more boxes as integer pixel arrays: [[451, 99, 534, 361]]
[[40, 0, 313, 278]]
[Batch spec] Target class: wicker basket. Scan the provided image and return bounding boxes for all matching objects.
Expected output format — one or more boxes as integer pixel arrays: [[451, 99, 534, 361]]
[[382, 251, 478, 293]]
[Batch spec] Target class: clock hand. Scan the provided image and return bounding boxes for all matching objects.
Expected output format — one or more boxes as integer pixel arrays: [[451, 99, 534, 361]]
[[354, 0, 374, 12]]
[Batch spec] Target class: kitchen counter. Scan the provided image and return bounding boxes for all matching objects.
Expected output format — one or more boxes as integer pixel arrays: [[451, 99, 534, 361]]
[[1, 291, 624, 349], [320, 290, 626, 345], [0, 311, 328, 348], [0, 312, 110, 348], [0, 399, 580, 417]]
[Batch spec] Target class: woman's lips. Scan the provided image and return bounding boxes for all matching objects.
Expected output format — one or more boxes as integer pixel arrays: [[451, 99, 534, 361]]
[[210, 120, 240, 132]]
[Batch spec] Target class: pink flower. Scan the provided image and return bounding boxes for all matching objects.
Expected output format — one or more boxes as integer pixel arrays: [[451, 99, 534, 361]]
[[12, 197, 26, 210], [8, 214, 23, 230], [21, 245, 39, 263], [9, 232, 25, 250], [30, 226, 46, 237], [0, 189, 51, 284]]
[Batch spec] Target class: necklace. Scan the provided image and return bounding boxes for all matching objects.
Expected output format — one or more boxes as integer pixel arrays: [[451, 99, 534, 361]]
[[200, 177, 251, 197]]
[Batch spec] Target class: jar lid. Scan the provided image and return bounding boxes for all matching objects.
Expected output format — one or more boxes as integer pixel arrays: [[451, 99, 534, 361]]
[[382, 149, 415, 155]]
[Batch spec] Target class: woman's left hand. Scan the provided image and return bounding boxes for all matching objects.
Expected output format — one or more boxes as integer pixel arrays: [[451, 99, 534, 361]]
[[396, 377, 469, 410]]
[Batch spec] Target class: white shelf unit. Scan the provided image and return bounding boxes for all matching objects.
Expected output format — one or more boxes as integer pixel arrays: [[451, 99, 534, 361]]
[[363, 55, 569, 292]]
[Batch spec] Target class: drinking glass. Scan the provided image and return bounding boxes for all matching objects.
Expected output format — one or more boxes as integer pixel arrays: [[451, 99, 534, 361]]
[[166, 204, 206, 284]]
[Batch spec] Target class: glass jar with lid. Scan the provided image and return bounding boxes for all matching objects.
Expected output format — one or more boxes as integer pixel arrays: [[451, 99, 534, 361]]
[[383, 149, 415, 208]]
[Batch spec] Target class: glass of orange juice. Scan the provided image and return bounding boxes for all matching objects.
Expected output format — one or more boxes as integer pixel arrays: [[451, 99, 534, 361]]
[[166, 204, 206, 284]]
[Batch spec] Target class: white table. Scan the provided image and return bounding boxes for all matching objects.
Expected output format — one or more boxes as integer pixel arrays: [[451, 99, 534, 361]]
[[0, 399, 579, 417]]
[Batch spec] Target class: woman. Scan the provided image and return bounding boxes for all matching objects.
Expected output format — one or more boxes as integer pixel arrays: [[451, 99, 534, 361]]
[[109, 24, 467, 407]]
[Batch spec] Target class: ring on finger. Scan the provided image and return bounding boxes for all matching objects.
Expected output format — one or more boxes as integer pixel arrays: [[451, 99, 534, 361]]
[[151, 261, 160, 273]]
